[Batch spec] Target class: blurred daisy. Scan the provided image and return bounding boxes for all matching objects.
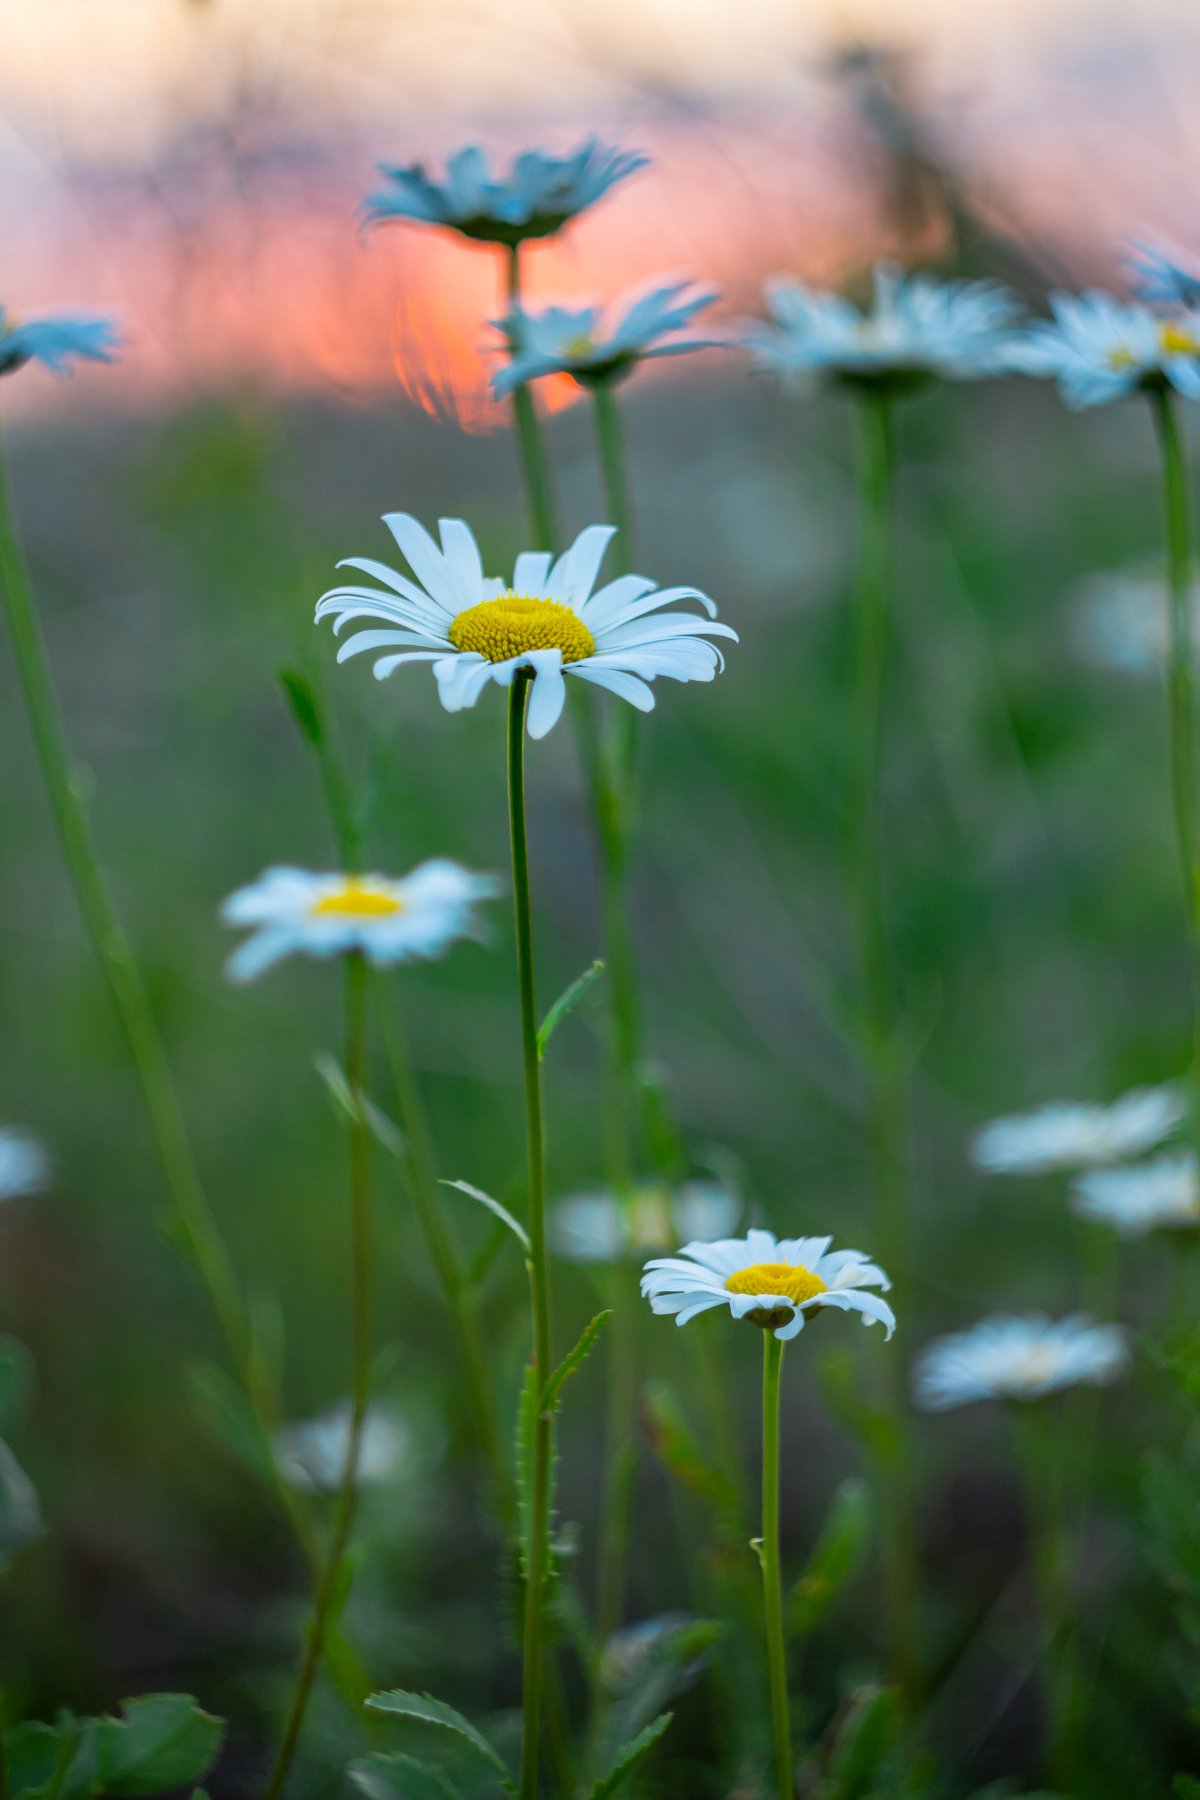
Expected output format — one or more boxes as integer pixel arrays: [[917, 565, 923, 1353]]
[[969, 1084, 1183, 1176], [641, 1228, 895, 1342], [0, 1128, 49, 1200], [492, 278, 724, 396], [275, 1401, 407, 1493], [1071, 565, 1200, 676], [1072, 1149, 1200, 1237], [914, 1314, 1128, 1409], [317, 515, 735, 740], [1014, 291, 1200, 408], [743, 264, 1020, 390], [552, 1178, 739, 1263], [363, 140, 646, 247], [1128, 241, 1200, 310], [0, 308, 118, 378], [221, 862, 498, 982]]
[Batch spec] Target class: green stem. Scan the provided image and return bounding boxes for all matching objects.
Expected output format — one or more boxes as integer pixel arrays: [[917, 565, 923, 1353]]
[[505, 246, 558, 552], [847, 387, 921, 1708], [508, 674, 554, 1800], [376, 985, 509, 1520], [1151, 384, 1200, 1130], [760, 1333, 792, 1800], [1014, 1401, 1073, 1788], [264, 952, 374, 1800]]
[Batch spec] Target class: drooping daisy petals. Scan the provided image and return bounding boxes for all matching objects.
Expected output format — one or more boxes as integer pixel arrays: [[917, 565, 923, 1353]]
[[493, 276, 725, 395], [969, 1083, 1183, 1176], [0, 308, 119, 378], [914, 1314, 1127, 1409]]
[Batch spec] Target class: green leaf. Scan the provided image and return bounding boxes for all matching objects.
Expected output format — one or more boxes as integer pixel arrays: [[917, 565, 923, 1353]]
[[277, 665, 323, 747], [541, 1312, 612, 1414], [1176, 1781, 1200, 1800], [789, 1477, 873, 1642], [599, 1617, 722, 1764], [0, 1438, 41, 1570], [5, 1719, 91, 1800], [313, 1054, 406, 1158], [186, 1362, 276, 1487], [587, 1713, 672, 1800], [363, 1694, 514, 1794], [822, 1685, 901, 1800], [0, 1335, 35, 1434], [350, 1753, 462, 1800], [441, 1181, 530, 1256], [537, 961, 605, 1060], [641, 1381, 743, 1545], [93, 1696, 225, 1797]]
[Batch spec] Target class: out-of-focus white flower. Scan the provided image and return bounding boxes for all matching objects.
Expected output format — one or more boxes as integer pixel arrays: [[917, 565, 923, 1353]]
[[493, 278, 724, 395], [641, 1228, 895, 1343], [220, 862, 498, 982], [914, 1314, 1128, 1409], [552, 1179, 740, 1263], [1128, 241, 1200, 310], [1071, 565, 1200, 676], [0, 1129, 49, 1201], [969, 1084, 1183, 1176], [275, 1401, 408, 1493], [1072, 1149, 1200, 1237], [743, 264, 1020, 390], [317, 515, 735, 740], [362, 140, 647, 247], [1013, 291, 1200, 408], [0, 308, 119, 378]]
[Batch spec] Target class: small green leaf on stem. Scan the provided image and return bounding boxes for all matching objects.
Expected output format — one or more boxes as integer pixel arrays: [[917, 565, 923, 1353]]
[[537, 960, 605, 1060]]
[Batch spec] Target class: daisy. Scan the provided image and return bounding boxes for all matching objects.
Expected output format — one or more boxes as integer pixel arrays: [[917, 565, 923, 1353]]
[[914, 1314, 1128, 1410], [362, 139, 647, 247], [0, 308, 118, 378], [1128, 241, 1200, 310], [316, 514, 735, 740], [220, 861, 498, 982], [1013, 291, 1200, 408], [275, 1401, 408, 1493], [743, 263, 1020, 391], [641, 1227, 895, 1342], [492, 277, 725, 396], [0, 1127, 49, 1200], [969, 1083, 1183, 1175], [552, 1177, 739, 1264], [1072, 1149, 1200, 1237]]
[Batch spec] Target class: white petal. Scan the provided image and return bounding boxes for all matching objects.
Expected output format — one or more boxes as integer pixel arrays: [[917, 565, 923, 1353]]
[[571, 664, 657, 711]]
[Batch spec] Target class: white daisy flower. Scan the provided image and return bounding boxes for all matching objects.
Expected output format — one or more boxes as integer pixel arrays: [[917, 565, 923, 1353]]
[[914, 1314, 1128, 1410], [1128, 241, 1200, 310], [275, 1400, 408, 1493], [363, 139, 647, 247], [742, 263, 1020, 391], [220, 862, 498, 983], [492, 277, 725, 397], [1013, 291, 1200, 408], [1072, 1149, 1200, 1237], [0, 1128, 49, 1201], [316, 515, 736, 741], [552, 1178, 740, 1264], [969, 1084, 1184, 1176], [641, 1228, 895, 1342], [0, 307, 119, 378], [1071, 565, 1200, 676]]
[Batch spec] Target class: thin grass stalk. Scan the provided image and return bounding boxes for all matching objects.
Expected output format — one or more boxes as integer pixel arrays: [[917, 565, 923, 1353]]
[[264, 950, 374, 1800]]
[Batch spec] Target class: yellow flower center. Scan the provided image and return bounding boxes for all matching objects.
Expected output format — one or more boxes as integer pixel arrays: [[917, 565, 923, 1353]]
[[564, 333, 598, 358], [309, 881, 404, 918], [448, 593, 596, 665], [1108, 346, 1136, 369], [725, 1261, 827, 1306], [1161, 322, 1200, 356]]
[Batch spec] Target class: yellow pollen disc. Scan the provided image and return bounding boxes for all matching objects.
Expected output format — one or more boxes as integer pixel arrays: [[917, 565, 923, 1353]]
[[1108, 346, 1136, 369], [309, 882, 404, 918], [725, 1261, 827, 1306], [564, 333, 597, 358], [1161, 322, 1199, 355], [448, 593, 596, 665]]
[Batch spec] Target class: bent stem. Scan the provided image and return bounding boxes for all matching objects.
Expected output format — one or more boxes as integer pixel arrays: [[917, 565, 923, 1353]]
[[505, 246, 558, 553], [508, 674, 555, 1800], [761, 1333, 793, 1800], [1151, 384, 1200, 1131], [847, 386, 921, 1708], [265, 951, 374, 1800]]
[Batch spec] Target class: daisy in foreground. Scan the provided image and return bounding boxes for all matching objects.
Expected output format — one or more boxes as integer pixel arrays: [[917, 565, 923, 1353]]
[[1013, 291, 1200, 407], [969, 1083, 1183, 1176], [316, 515, 735, 739], [743, 263, 1020, 390], [492, 277, 724, 396], [913, 1314, 1128, 1410], [0, 307, 118, 378], [220, 862, 498, 982], [362, 139, 646, 246], [642, 1227, 894, 1800]]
